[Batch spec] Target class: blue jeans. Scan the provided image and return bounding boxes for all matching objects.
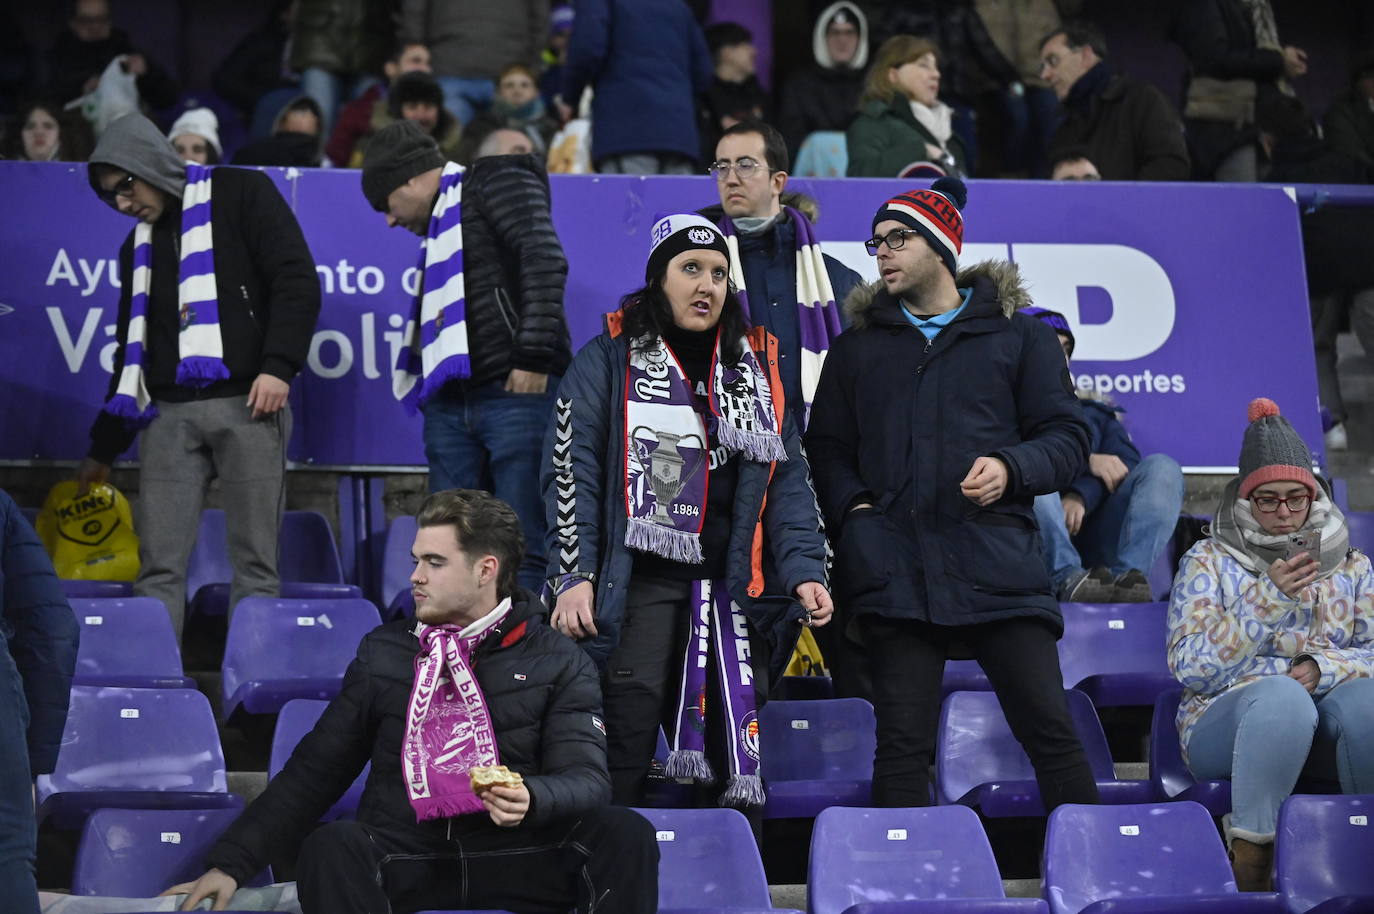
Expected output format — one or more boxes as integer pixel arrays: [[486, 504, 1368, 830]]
[[435, 76, 495, 127], [998, 85, 1059, 177], [1033, 454, 1183, 589], [1186, 676, 1374, 840], [0, 634, 39, 914], [421, 381, 557, 592]]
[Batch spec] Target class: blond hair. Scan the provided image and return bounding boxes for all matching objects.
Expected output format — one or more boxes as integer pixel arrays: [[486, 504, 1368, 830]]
[[861, 35, 941, 106]]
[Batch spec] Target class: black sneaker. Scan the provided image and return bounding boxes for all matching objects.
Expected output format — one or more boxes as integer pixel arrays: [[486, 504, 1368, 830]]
[[1113, 569, 1155, 602], [1060, 566, 1117, 603]]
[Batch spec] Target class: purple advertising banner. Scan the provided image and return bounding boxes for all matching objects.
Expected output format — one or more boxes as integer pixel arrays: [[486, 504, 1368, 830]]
[[0, 162, 1319, 470]]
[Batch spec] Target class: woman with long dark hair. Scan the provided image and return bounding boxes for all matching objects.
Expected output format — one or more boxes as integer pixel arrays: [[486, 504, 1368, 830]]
[[541, 214, 833, 808]]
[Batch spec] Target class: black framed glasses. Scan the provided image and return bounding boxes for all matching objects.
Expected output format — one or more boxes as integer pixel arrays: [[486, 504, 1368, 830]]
[[708, 157, 765, 181], [1252, 494, 1311, 513], [864, 228, 922, 255], [97, 173, 137, 204]]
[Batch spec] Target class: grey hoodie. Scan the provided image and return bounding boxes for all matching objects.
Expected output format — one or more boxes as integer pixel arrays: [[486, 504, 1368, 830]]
[[88, 112, 186, 200]]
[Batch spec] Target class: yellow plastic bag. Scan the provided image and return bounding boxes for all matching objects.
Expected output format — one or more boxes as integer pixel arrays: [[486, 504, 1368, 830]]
[[36, 481, 140, 581], [784, 626, 829, 678]]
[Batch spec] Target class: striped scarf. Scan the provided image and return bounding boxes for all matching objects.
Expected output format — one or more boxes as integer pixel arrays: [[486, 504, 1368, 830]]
[[103, 163, 227, 425], [718, 207, 843, 427], [394, 161, 470, 414]]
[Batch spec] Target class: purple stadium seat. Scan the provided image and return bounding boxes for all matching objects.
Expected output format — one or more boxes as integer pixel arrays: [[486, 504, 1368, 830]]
[[221, 597, 381, 718], [1275, 794, 1374, 914], [187, 509, 359, 616], [71, 597, 194, 689], [272, 699, 370, 821], [36, 685, 238, 829], [1345, 511, 1374, 554], [776, 675, 836, 701], [942, 659, 991, 696], [808, 805, 1049, 914], [632, 806, 804, 913], [1042, 801, 1286, 914], [381, 514, 418, 617], [61, 579, 133, 598], [760, 698, 876, 819], [1145, 529, 1178, 602], [1148, 689, 1231, 816], [72, 807, 271, 896], [1057, 602, 1176, 707], [937, 689, 1151, 817]]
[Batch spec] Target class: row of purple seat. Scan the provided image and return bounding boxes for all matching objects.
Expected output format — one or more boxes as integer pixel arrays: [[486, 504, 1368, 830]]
[[72, 797, 1373, 914]]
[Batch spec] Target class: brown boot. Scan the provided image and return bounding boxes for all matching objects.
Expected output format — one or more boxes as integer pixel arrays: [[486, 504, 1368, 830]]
[[1230, 837, 1273, 892]]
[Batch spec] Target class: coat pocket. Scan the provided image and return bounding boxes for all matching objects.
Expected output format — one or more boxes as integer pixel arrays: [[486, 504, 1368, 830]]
[[962, 508, 1051, 596], [834, 507, 895, 602]]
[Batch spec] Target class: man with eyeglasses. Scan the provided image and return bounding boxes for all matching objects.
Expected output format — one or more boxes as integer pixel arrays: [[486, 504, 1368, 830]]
[[76, 112, 320, 642], [806, 177, 1100, 810]]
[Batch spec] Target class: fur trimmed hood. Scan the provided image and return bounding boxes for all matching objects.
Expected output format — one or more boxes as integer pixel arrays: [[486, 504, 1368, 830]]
[[843, 259, 1032, 329]]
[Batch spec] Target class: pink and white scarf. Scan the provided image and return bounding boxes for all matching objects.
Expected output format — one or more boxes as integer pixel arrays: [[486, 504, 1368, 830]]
[[402, 599, 512, 821]]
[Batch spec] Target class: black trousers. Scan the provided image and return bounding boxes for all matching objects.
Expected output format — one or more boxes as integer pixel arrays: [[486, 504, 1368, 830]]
[[602, 574, 770, 806], [294, 807, 658, 914], [859, 614, 1100, 810]]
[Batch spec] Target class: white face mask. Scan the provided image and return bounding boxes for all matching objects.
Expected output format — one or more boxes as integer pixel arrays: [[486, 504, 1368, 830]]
[[733, 213, 779, 235]]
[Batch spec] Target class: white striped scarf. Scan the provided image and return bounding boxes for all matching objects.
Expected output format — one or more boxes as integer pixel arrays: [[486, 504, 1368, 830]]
[[104, 163, 227, 425], [393, 161, 470, 413]]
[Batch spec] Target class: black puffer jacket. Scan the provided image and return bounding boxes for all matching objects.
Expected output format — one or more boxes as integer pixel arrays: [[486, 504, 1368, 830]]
[[441, 153, 572, 390], [205, 590, 609, 884]]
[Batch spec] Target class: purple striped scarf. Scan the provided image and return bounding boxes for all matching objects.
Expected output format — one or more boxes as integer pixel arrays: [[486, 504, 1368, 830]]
[[394, 162, 469, 414], [718, 207, 844, 428], [104, 163, 228, 425]]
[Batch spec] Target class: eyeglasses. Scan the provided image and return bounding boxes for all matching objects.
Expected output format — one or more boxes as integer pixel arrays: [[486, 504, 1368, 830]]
[[97, 173, 137, 204], [864, 228, 922, 255], [708, 157, 765, 181], [1252, 494, 1311, 513]]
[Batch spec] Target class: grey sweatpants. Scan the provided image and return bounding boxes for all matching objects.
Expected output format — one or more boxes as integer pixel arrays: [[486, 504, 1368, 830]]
[[135, 397, 290, 640]]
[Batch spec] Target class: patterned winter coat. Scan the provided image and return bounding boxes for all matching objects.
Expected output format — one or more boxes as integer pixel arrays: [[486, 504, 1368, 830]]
[[1167, 538, 1374, 760]]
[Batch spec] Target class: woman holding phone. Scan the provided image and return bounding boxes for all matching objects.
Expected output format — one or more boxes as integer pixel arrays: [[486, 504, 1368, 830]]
[[1168, 398, 1374, 891]]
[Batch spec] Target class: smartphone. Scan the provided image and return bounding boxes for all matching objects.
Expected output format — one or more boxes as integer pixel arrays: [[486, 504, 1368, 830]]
[[1282, 530, 1321, 562]]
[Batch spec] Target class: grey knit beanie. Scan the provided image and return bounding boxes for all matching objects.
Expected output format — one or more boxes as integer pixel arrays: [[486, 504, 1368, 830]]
[[1237, 398, 1317, 497], [360, 120, 445, 212]]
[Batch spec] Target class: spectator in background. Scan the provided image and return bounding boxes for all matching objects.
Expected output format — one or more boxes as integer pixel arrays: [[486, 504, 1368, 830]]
[[231, 95, 324, 167], [1261, 94, 1374, 453], [291, 0, 393, 131], [456, 64, 559, 165], [0, 489, 79, 914], [776, 2, 868, 163], [372, 71, 463, 164], [975, 0, 1068, 178], [401, 0, 550, 126], [0, 8, 37, 121], [1022, 307, 1184, 603], [1048, 144, 1100, 180], [699, 23, 770, 165], [325, 41, 431, 168], [212, 0, 301, 141], [847, 35, 969, 178], [1170, 0, 1307, 182], [1323, 55, 1374, 170], [2, 99, 92, 162], [361, 121, 571, 591], [806, 177, 1098, 810], [1168, 398, 1374, 892], [79, 114, 320, 642], [538, 4, 574, 110], [44, 0, 178, 111], [1040, 21, 1190, 181], [476, 127, 535, 158], [167, 107, 222, 164], [562, 0, 713, 175]]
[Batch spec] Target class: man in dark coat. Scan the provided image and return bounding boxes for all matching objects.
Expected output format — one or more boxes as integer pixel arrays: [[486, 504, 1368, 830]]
[[77, 113, 321, 642], [777, 2, 868, 162], [1040, 20, 1189, 181], [806, 177, 1099, 809], [173, 489, 657, 914], [0, 490, 79, 914], [43, 0, 178, 109], [361, 121, 572, 592]]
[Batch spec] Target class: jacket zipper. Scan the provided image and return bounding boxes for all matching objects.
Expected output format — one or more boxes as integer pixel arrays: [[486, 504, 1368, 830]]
[[241, 285, 263, 336], [495, 287, 518, 339]]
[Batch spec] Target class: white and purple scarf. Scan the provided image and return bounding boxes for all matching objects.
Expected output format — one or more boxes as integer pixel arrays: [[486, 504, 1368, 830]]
[[624, 329, 785, 563], [401, 599, 512, 821], [394, 161, 469, 414], [719, 207, 843, 427], [103, 163, 227, 425], [665, 580, 764, 808]]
